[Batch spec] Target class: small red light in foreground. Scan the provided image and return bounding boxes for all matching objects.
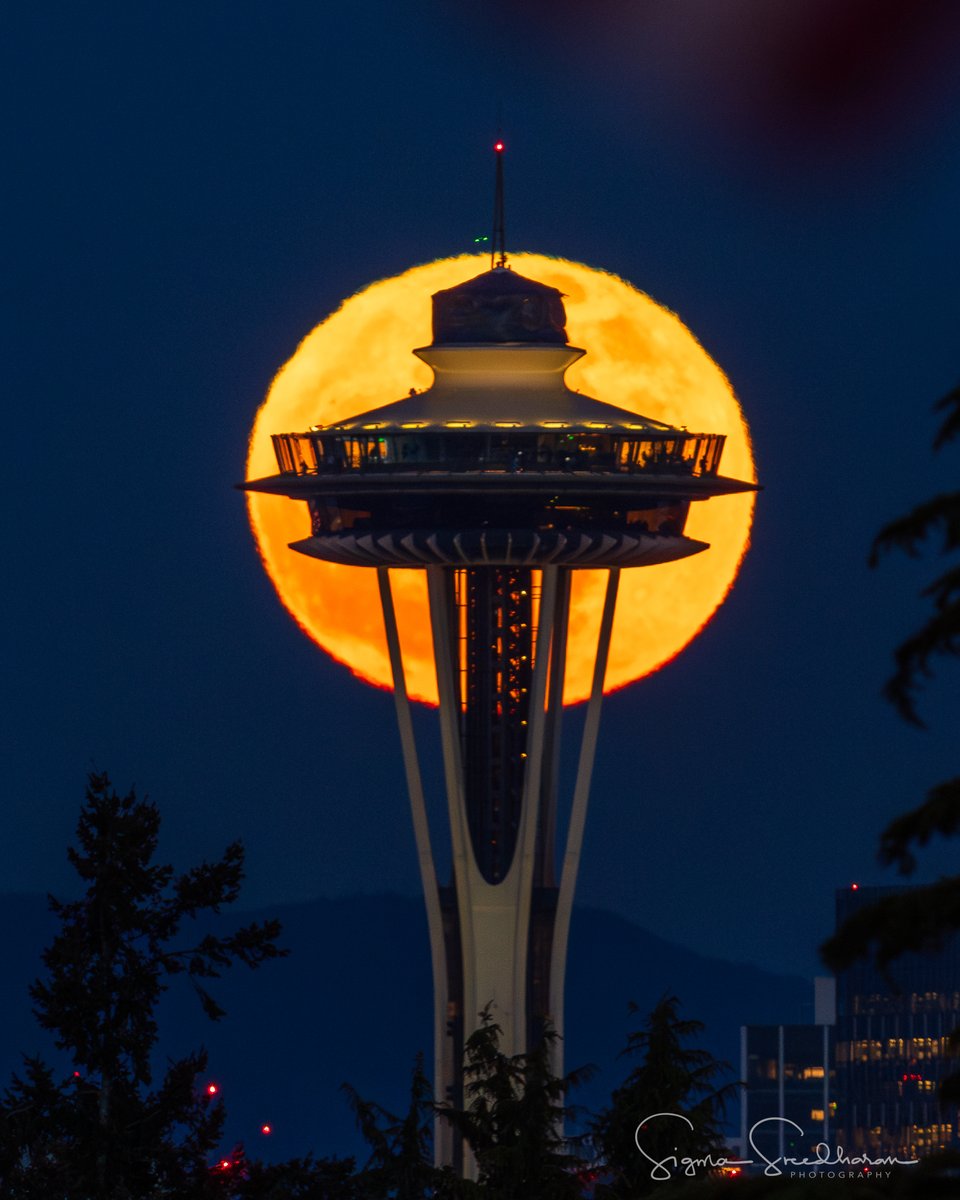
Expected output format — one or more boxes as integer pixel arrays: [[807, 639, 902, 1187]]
[[73, 1071, 80, 1078], [206, 1083, 219, 1096], [261, 1123, 272, 1135], [851, 883, 859, 890], [218, 1160, 231, 1171], [494, 141, 504, 152]]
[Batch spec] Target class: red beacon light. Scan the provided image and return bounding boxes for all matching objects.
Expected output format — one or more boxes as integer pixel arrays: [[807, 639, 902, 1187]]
[[206, 1082, 219, 1096], [494, 140, 504, 152], [851, 883, 859, 891], [261, 1123, 272, 1136]]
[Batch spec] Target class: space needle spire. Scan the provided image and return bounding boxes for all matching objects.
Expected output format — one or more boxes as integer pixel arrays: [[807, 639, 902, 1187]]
[[491, 138, 507, 270]]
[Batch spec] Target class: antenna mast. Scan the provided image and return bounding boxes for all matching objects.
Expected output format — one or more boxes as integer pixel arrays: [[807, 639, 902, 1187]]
[[491, 139, 507, 269]]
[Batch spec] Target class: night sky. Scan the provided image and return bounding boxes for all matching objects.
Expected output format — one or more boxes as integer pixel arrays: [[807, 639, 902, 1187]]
[[6, 0, 960, 1009]]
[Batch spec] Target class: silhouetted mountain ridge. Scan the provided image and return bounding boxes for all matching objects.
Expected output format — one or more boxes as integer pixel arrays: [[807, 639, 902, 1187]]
[[0, 892, 809, 1161]]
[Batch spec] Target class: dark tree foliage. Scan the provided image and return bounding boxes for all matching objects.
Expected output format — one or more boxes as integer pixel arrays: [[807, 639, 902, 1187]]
[[652, 1154, 960, 1198], [868, 383, 960, 728], [0, 771, 287, 1199], [821, 385, 960, 1101], [592, 995, 734, 1197], [342, 1055, 458, 1199], [438, 1008, 592, 1200], [234, 1152, 364, 1200]]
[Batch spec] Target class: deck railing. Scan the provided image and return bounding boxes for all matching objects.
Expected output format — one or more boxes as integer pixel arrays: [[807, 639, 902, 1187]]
[[272, 430, 726, 479]]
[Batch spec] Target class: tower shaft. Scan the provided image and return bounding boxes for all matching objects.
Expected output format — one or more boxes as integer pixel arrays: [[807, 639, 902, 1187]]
[[460, 566, 534, 885], [378, 563, 618, 1171]]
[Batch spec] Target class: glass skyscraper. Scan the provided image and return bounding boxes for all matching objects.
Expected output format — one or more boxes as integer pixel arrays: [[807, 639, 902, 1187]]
[[741, 1022, 833, 1162], [835, 885, 960, 1158]]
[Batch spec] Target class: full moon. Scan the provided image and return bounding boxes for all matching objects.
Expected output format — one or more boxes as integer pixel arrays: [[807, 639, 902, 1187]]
[[246, 254, 755, 705]]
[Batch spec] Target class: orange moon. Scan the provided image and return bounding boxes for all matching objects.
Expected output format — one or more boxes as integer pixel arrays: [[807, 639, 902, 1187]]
[[246, 254, 755, 705]]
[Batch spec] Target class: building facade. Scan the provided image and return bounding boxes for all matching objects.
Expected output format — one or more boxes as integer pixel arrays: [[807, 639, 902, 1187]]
[[741, 980, 835, 1164], [834, 884, 960, 1159]]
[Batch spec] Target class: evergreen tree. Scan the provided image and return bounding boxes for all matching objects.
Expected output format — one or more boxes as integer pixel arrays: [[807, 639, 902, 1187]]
[[0, 771, 286, 1198], [865, 383, 960, 728], [438, 1008, 592, 1200], [343, 1055, 458, 1199], [235, 1152, 363, 1200], [821, 384, 960, 1100], [343, 1056, 468, 1200], [592, 995, 734, 1197]]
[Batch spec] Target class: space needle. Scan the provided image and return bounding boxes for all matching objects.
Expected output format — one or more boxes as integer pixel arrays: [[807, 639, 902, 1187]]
[[242, 145, 758, 1170]]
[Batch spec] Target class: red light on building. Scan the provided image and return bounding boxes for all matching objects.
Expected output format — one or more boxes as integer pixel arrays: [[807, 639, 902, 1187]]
[[206, 1082, 219, 1096], [851, 883, 859, 890], [494, 141, 504, 152], [261, 1123, 272, 1135]]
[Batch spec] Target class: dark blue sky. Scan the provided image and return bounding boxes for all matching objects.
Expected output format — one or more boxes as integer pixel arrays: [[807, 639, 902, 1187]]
[[5, 0, 960, 989]]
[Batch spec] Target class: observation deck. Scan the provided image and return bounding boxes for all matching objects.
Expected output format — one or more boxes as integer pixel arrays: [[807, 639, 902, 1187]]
[[242, 267, 756, 569]]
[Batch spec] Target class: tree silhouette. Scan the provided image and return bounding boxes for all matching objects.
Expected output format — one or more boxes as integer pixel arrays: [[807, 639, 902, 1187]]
[[437, 1008, 592, 1199], [236, 1152, 363, 1200], [342, 1054, 458, 1199], [868, 383, 960, 729], [822, 384, 960, 1099], [592, 995, 734, 1197], [0, 771, 287, 1198]]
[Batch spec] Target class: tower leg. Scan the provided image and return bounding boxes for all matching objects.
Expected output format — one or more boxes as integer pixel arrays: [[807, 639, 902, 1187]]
[[377, 568, 457, 1167], [549, 568, 621, 1079]]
